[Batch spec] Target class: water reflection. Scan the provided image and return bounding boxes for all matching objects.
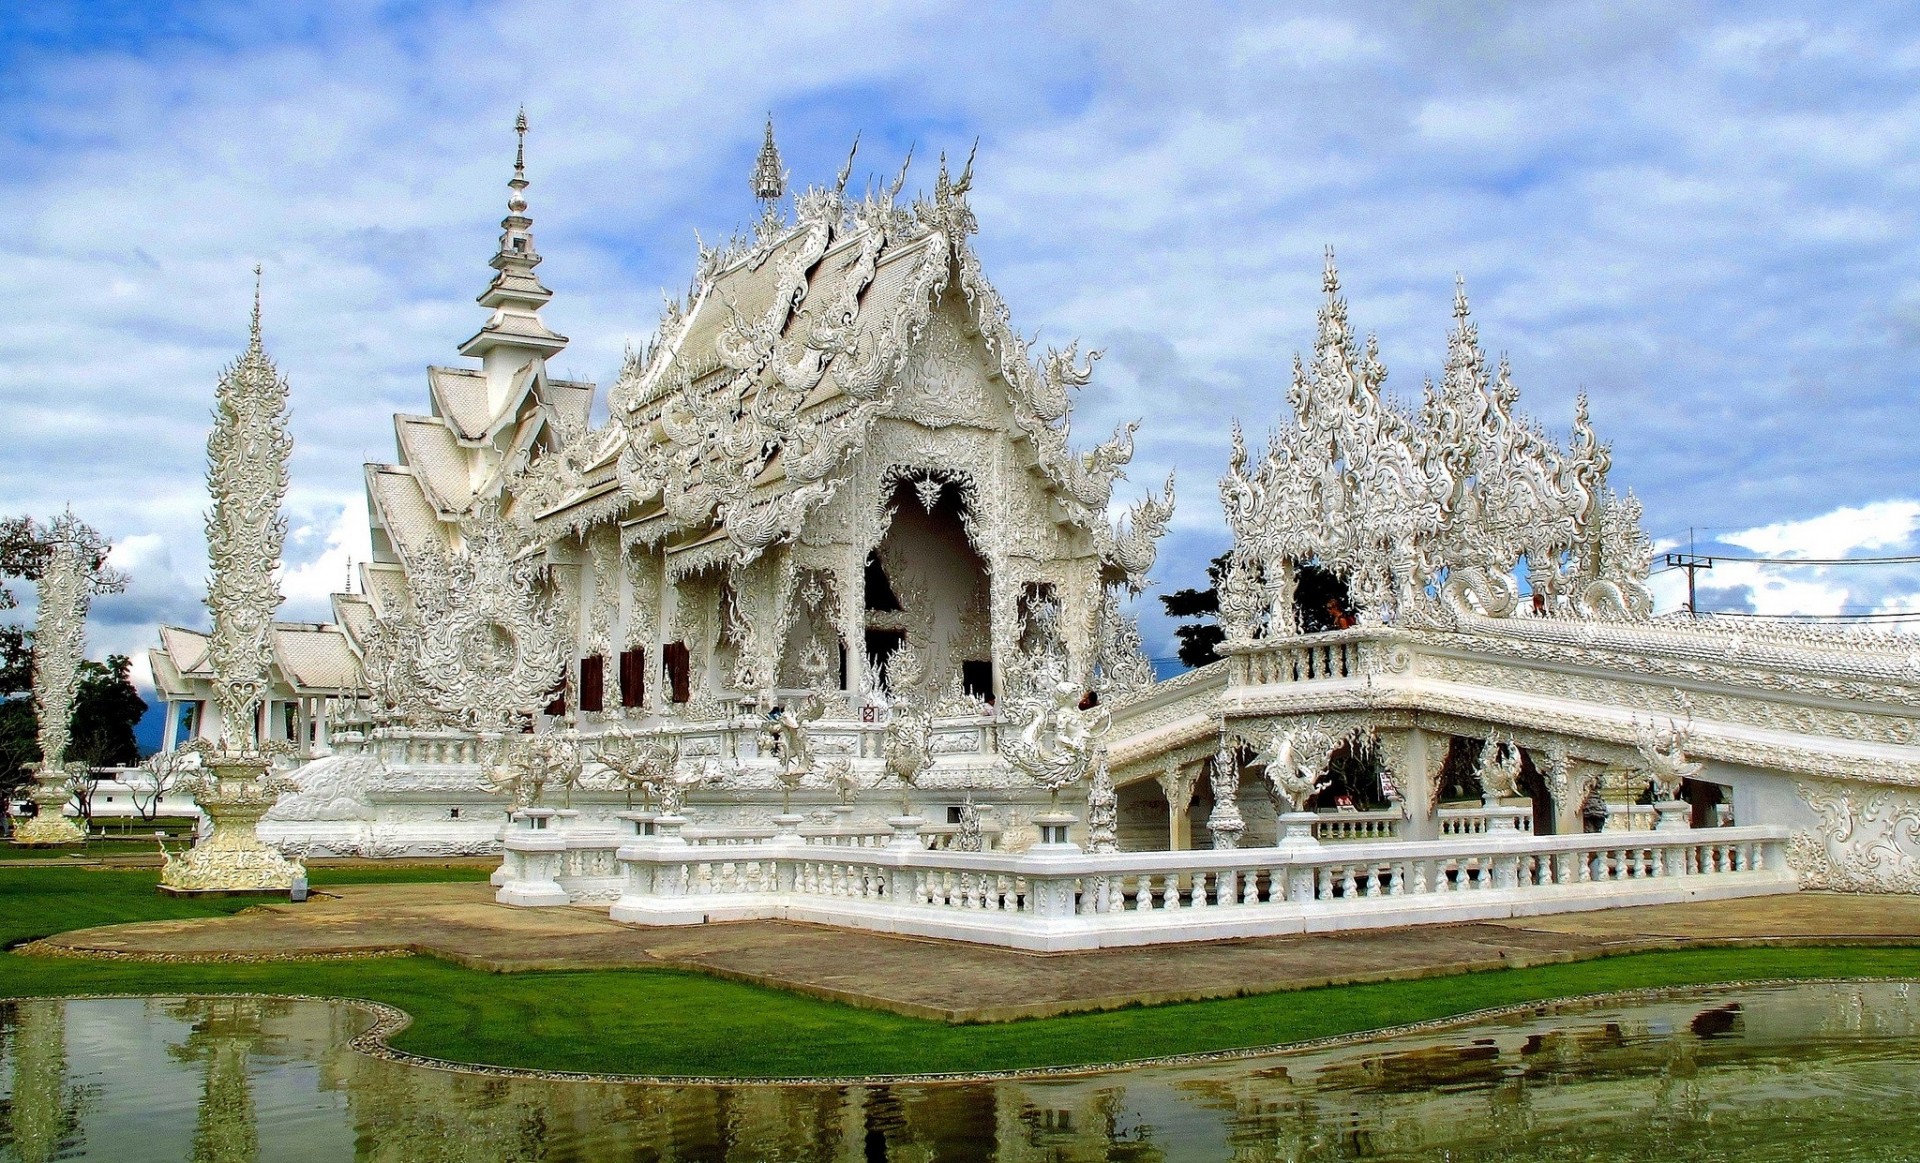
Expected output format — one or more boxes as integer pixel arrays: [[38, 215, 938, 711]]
[[2, 982, 1917, 1161]]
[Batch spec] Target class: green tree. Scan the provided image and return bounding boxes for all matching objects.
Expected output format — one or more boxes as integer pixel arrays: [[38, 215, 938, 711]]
[[69, 655, 147, 769], [1159, 553, 1230, 669]]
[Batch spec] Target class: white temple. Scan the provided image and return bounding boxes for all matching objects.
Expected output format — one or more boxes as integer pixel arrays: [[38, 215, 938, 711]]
[[149, 117, 1920, 944]]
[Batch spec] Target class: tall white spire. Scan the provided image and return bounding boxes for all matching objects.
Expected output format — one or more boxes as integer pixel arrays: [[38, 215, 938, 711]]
[[459, 107, 568, 380]]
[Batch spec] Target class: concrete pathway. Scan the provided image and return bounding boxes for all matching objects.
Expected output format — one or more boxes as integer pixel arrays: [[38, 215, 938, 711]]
[[25, 883, 1920, 1022]]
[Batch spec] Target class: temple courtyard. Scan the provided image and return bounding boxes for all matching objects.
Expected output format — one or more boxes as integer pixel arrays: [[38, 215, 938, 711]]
[[23, 879, 1920, 1024]]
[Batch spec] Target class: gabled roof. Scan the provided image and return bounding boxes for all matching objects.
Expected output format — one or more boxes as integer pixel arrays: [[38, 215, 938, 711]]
[[394, 414, 472, 515], [428, 366, 493, 442], [157, 625, 211, 675], [365, 463, 447, 563], [269, 624, 363, 693]]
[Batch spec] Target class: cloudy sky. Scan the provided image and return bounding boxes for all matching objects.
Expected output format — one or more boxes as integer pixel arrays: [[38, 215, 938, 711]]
[[6, 0, 1920, 719]]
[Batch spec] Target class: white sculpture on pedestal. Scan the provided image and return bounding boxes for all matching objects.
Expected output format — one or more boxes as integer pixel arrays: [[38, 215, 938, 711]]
[[14, 513, 124, 846], [161, 274, 306, 895]]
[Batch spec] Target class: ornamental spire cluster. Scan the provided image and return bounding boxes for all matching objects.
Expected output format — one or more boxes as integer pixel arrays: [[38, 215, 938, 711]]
[[204, 267, 291, 753], [1220, 253, 1648, 632], [752, 114, 785, 206]]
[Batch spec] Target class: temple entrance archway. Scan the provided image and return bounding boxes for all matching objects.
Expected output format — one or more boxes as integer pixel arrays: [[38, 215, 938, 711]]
[[867, 474, 992, 700]]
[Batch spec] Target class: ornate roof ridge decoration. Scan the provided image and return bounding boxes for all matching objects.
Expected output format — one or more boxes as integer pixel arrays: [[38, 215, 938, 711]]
[[204, 271, 292, 753], [1220, 251, 1646, 637], [568, 137, 1168, 573]]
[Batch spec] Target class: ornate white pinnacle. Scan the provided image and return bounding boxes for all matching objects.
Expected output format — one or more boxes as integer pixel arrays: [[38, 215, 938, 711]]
[[204, 267, 290, 754], [752, 114, 785, 205]]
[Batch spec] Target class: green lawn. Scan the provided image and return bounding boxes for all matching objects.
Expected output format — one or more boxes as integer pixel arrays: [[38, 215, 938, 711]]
[[3, 865, 1917, 1080]]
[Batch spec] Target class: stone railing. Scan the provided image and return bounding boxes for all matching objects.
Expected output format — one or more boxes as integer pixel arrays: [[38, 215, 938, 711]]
[[498, 819, 1793, 951], [1437, 805, 1535, 835], [1230, 631, 1370, 687], [1311, 809, 1403, 842]]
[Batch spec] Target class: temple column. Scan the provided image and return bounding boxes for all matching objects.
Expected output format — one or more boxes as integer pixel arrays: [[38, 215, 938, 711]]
[[1395, 727, 1442, 841], [1157, 762, 1197, 851]]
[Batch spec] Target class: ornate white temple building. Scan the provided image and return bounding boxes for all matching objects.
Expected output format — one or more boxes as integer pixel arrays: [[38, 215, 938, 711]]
[[149, 118, 1919, 935]]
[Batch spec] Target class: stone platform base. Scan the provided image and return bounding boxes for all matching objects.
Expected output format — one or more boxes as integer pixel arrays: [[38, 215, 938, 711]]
[[22, 883, 1920, 1022], [155, 885, 296, 899]]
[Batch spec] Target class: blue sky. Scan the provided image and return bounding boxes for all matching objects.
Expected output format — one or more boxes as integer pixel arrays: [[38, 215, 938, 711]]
[[6, 0, 1920, 729]]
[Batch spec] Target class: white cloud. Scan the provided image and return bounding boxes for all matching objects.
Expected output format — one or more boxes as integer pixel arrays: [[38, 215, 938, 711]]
[[1722, 500, 1920, 558]]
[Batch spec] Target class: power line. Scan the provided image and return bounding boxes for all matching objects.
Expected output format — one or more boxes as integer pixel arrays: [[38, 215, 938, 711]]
[[1695, 553, 1920, 566]]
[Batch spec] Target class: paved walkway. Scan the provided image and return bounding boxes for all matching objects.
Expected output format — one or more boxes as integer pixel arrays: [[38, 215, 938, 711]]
[[26, 884, 1920, 1022]]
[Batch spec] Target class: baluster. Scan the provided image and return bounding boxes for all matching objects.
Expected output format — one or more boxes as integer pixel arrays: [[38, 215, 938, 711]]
[[1315, 867, 1332, 900], [1340, 865, 1358, 898], [1363, 866, 1381, 897]]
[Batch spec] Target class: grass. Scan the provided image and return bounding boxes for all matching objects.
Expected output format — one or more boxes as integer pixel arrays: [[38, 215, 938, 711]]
[[3, 864, 1917, 1080]]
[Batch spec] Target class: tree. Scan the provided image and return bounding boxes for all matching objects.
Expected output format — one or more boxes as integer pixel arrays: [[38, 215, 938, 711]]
[[1160, 553, 1230, 668], [131, 749, 196, 823], [1160, 555, 1357, 667], [68, 655, 147, 770]]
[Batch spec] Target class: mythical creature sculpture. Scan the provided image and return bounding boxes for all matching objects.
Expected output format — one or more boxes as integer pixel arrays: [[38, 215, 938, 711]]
[[484, 732, 583, 810], [1002, 675, 1108, 803], [1634, 716, 1703, 801], [759, 686, 827, 812], [370, 502, 569, 732], [1475, 735, 1525, 804], [880, 642, 935, 814], [589, 728, 678, 810], [1256, 723, 1340, 813]]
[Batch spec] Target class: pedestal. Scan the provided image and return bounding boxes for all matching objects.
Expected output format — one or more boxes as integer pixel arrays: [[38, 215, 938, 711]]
[[1276, 811, 1321, 849], [772, 813, 805, 840], [886, 815, 926, 849], [158, 756, 303, 896], [1653, 800, 1691, 832], [12, 765, 83, 846]]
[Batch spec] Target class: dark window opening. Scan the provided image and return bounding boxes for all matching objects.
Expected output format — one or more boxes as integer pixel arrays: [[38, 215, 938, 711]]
[[619, 647, 646, 708], [544, 679, 566, 718], [864, 554, 901, 611], [1293, 562, 1356, 632], [961, 659, 994, 704], [662, 642, 691, 704], [579, 655, 605, 713], [865, 629, 906, 690]]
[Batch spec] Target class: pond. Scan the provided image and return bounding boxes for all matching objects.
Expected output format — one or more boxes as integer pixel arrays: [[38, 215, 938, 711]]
[[2, 981, 1917, 1161]]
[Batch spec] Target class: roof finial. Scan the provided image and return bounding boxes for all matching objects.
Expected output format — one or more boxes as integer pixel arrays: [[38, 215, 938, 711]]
[[249, 263, 263, 350], [753, 114, 785, 205], [1453, 272, 1470, 321], [508, 107, 530, 214]]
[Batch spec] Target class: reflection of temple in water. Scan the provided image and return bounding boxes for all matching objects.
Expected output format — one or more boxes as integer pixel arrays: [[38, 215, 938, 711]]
[[3, 984, 1918, 1160]]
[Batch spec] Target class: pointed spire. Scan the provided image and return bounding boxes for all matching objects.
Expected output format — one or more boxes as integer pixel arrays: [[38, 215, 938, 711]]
[[508, 105, 529, 214], [753, 114, 785, 205], [1452, 272, 1470, 321], [249, 263, 263, 353], [459, 107, 567, 364]]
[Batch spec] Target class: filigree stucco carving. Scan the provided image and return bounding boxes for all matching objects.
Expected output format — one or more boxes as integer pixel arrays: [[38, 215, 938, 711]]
[[364, 502, 568, 732], [1219, 254, 1644, 631], [1789, 780, 1920, 893]]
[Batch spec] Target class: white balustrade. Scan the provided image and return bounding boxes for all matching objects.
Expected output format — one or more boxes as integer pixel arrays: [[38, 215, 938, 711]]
[[1438, 805, 1536, 835], [496, 823, 1794, 952], [1311, 809, 1403, 842]]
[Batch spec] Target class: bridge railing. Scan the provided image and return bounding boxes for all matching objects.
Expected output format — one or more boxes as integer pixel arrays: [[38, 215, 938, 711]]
[[497, 819, 1793, 951]]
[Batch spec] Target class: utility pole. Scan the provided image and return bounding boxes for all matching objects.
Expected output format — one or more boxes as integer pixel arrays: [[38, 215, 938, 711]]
[[1664, 528, 1714, 617]]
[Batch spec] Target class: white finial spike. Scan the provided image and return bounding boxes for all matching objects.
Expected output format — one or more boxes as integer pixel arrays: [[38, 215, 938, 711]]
[[753, 114, 785, 204]]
